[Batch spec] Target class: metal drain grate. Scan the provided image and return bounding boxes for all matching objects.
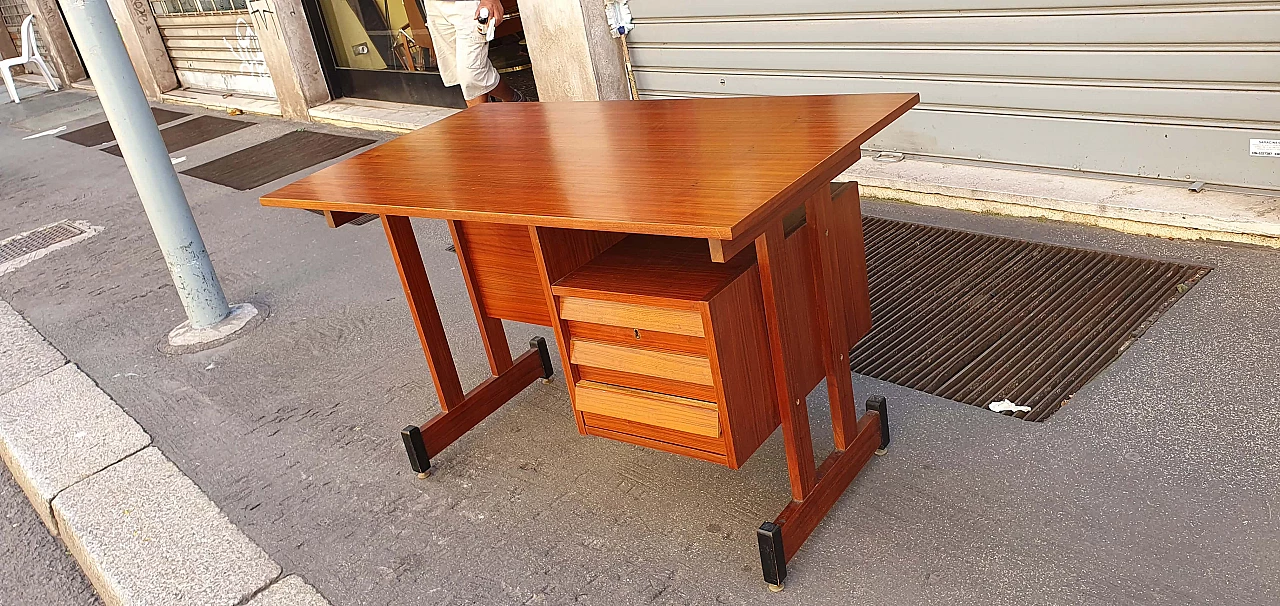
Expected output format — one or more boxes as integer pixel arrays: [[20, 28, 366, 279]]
[[0, 221, 88, 265], [851, 217, 1210, 421]]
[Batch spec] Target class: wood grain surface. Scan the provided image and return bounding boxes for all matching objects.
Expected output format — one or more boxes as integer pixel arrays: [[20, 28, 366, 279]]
[[558, 297, 706, 337], [449, 220, 552, 326], [260, 94, 918, 239], [573, 381, 721, 438], [569, 339, 714, 386], [564, 320, 707, 356], [553, 235, 756, 302]]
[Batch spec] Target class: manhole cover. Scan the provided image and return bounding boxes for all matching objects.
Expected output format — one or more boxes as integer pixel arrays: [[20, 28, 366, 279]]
[[851, 216, 1211, 421], [0, 220, 100, 274]]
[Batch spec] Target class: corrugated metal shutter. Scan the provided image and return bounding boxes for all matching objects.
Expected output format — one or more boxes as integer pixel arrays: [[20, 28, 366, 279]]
[[626, 1, 1280, 190], [154, 5, 276, 98]]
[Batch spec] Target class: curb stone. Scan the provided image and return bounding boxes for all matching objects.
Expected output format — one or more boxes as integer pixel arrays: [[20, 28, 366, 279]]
[[0, 363, 151, 533], [53, 447, 280, 606], [0, 299, 332, 605]]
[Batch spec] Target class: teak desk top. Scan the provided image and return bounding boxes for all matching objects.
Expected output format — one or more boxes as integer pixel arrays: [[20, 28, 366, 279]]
[[260, 93, 918, 243]]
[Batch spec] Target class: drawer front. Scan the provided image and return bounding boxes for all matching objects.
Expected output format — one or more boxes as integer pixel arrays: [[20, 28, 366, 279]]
[[559, 297, 705, 337], [576, 365, 719, 402], [565, 320, 707, 357], [575, 381, 721, 438], [570, 339, 714, 387]]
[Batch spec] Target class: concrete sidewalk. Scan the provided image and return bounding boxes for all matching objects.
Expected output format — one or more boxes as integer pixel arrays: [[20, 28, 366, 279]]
[[840, 156, 1280, 248], [2, 88, 1280, 605]]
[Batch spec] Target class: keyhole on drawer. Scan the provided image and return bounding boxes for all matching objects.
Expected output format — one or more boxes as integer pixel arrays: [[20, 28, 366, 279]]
[[633, 328, 641, 339]]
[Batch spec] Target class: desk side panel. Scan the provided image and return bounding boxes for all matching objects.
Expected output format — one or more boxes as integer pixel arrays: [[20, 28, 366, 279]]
[[834, 184, 873, 344], [707, 266, 780, 467], [454, 221, 554, 327], [781, 226, 828, 397]]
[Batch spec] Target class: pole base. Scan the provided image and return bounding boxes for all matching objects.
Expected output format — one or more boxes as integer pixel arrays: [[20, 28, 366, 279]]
[[158, 302, 266, 354]]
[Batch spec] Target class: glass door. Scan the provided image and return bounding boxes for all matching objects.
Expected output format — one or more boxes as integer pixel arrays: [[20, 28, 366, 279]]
[[304, 0, 534, 107]]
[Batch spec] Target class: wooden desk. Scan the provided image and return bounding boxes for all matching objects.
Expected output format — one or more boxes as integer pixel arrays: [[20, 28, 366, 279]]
[[261, 93, 919, 588]]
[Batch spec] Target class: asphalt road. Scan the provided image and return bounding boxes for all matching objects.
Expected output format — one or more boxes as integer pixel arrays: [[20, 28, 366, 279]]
[[0, 465, 99, 605]]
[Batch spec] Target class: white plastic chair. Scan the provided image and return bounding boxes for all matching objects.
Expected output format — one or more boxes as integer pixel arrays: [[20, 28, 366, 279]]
[[2, 15, 60, 104]]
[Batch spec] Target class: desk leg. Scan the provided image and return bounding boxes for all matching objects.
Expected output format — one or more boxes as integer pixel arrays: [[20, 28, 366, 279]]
[[382, 216, 554, 476], [754, 205, 889, 588]]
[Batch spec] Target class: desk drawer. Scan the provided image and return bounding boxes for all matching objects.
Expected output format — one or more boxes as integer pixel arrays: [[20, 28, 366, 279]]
[[569, 339, 714, 387], [553, 235, 782, 469], [559, 297, 705, 337], [575, 381, 721, 438], [564, 320, 707, 356]]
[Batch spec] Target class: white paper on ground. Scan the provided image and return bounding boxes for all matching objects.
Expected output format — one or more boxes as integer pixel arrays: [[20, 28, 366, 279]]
[[989, 399, 1032, 413], [22, 125, 67, 140]]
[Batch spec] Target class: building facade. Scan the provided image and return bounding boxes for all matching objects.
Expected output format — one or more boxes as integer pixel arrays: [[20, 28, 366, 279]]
[[621, 1, 1280, 191], [40, 0, 1274, 192], [101, 0, 629, 117]]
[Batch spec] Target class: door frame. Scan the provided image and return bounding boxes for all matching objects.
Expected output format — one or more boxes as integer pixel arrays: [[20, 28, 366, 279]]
[[298, 0, 466, 108]]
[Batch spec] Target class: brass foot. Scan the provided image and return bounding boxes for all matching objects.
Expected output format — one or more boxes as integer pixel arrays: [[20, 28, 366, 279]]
[[767, 583, 785, 593], [416, 472, 429, 480], [874, 448, 887, 456]]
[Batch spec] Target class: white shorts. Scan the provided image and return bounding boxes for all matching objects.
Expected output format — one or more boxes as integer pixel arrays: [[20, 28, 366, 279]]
[[425, 0, 501, 100]]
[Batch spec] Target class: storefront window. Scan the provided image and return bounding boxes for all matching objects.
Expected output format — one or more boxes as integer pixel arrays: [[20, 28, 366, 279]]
[[315, 0, 433, 71], [307, 0, 536, 105]]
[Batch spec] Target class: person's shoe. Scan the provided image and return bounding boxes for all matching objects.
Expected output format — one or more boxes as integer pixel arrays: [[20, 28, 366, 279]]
[[489, 89, 527, 103]]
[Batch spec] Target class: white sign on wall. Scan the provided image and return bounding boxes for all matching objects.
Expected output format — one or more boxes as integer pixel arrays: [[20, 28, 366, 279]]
[[1250, 139, 1280, 157]]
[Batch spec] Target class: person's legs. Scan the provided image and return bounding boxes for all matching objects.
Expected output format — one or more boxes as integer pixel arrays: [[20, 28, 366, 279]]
[[485, 79, 519, 103], [424, 0, 459, 89], [438, 0, 503, 105]]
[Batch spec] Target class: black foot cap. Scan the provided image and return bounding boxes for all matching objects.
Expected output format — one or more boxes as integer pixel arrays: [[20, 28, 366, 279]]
[[531, 336, 554, 380], [866, 395, 889, 451], [401, 425, 431, 474], [757, 522, 787, 586]]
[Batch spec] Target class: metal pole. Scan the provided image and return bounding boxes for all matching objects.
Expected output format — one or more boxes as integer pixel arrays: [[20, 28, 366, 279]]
[[58, 0, 231, 328]]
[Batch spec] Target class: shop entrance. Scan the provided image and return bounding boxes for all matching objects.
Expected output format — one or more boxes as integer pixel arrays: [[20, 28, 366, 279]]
[[303, 0, 534, 108]]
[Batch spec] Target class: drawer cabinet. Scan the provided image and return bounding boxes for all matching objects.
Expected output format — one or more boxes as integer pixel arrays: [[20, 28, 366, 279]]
[[552, 235, 779, 468]]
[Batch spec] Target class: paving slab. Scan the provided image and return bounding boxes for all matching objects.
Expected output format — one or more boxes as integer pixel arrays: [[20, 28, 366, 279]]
[[0, 89, 96, 126], [246, 576, 330, 606], [0, 363, 151, 533], [52, 447, 281, 606], [840, 156, 1280, 247], [11, 98, 103, 133], [308, 97, 459, 133], [0, 299, 66, 395], [0, 84, 45, 104]]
